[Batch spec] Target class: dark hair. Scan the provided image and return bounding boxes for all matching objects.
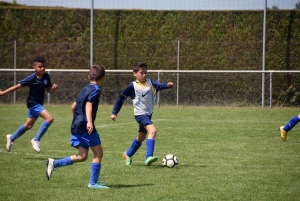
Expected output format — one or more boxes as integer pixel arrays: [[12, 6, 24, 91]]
[[89, 65, 105, 81], [133, 62, 147, 73], [33, 56, 46, 63]]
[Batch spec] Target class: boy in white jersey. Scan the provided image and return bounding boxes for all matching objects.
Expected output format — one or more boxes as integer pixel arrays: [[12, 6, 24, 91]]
[[110, 62, 173, 166]]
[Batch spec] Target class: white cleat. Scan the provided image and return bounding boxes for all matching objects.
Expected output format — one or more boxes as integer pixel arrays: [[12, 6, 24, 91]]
[[31, 139, 41, 153], [46, 158, 54, 180], [6, 134, 13, 152]]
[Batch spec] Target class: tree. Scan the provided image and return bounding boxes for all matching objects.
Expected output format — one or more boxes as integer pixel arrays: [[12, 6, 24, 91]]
[[295, 1, 300, 9]]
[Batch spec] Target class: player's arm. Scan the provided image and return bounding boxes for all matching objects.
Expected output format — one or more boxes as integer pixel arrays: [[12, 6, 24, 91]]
[[151, 80, 173, 92], [71, 101, 76, 116], [85, 101, 93, 134], [47, 84, 58, 93], [0, 84, 22, 96], [167, 82, 173, 87], [110, 83, 135, 121]]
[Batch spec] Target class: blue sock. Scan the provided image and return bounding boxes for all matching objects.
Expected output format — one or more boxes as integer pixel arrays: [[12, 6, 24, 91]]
[[89, 162, 101, 185], [10, 124, 27, 142], [127, 138, 142, 157], [53, 157, 73, 168], [146, 139, 155, 159], [284, 116, 300, 132], [34, 121, 51, 141]]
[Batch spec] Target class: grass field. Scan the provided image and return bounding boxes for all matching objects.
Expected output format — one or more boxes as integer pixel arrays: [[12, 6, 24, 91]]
[[0, 105, 300, 201]]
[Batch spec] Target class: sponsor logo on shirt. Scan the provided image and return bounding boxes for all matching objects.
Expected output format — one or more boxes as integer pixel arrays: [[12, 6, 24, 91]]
[[142, 91, 149, 97]]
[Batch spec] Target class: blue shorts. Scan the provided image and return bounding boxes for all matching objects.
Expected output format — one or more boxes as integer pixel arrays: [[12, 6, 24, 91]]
[[70, 132, 101, 150], [135, 114, 153, 134], [28, 104, 45, 119]]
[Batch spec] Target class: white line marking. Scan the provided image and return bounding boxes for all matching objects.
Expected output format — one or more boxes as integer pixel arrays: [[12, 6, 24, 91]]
[[95, 119, 166, 128]]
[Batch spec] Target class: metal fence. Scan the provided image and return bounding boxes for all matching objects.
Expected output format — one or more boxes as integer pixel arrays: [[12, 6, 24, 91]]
[[1, 69, 300, 108]]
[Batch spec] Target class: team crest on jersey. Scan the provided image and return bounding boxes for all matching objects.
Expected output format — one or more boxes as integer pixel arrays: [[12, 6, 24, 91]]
[[44, 80, 47, 85]]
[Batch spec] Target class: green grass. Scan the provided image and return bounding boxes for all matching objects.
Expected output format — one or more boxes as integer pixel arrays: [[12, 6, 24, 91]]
[[0, 105, 300, 201]]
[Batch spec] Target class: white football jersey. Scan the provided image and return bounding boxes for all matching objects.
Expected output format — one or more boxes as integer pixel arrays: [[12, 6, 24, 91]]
[[132, 78, 156, 115]]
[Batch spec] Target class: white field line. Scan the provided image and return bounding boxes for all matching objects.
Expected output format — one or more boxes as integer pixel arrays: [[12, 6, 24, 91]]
[[95, 119, 167, 128]]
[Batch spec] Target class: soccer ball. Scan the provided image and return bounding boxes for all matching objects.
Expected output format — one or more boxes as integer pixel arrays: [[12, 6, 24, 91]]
[[162, 154, 178, 168]]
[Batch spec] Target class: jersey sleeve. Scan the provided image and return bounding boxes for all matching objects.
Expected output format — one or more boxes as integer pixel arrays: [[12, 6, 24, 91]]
[[88, 88, 100, 103], [112, 83, 135, 115], [19, 73, 35, 87], [44, 73, 52, 88], [150, 79, 169, 92]]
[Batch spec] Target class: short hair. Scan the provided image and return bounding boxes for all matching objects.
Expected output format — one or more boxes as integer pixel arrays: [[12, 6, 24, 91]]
[[89, 64, 105, 81], [33, 56, 46, 63], [133, 62, 147, 73]]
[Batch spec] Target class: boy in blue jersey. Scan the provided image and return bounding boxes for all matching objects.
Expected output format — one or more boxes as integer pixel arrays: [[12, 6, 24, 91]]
[[110, 62, 173, 166], [0, 56, 58, 153], [46, 64, 108, 189], [280, 114, 300, 141]]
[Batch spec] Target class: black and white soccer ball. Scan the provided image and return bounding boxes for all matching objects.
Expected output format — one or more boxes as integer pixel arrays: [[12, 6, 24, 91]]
[[162, 154, 179, 168]]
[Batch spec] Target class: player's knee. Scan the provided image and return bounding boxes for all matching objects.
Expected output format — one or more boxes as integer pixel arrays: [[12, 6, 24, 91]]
[[76, 154, 88, 162], [24, 124, 33, 130], [148, 129, 157, 138], [78, 155, 88, 162], [94, 156, 103, 163], [48, 117, 54, 124]]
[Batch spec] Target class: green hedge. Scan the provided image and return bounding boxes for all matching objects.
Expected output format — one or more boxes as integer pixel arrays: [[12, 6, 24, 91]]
[[0, 7, 300, 106]]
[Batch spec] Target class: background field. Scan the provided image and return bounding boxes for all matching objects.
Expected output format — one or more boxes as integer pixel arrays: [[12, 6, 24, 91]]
[[0, 105, 299, 201]]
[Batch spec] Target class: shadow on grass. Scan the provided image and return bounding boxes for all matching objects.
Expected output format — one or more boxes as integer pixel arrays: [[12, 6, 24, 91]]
[[133, 164, 207, 168], [175, 164, 207, 168], [25, 157, 208, 169], [108, 183, 153, 188]]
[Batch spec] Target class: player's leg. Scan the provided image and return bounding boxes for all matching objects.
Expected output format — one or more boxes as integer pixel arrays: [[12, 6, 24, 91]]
[[144, 124, 158, 165], [88, 145, 108, 188], [280, 114, 300, 141], [123, 131, 145, 166], [34, 108, 54, 141], [87, 132, 108, 188], [125, 132, 145, 156], [46, 133, 89, 180], [123, 115, 147, 166], [46, 146, 88, 180], [6, 116, 36, 152], [31, 106, 54, 152], [134, 114, 158, 165]]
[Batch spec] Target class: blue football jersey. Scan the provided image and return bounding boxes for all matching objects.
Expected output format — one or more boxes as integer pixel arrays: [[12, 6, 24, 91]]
[[19, 72, 52, 108], [71, 83, 101, 134]]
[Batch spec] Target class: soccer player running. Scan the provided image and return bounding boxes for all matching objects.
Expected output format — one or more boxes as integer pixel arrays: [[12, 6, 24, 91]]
[[280, 114, 300, 141], [0, 56, 58, 153], [110, 62, 173, 166], [46, 65, 108, 189]]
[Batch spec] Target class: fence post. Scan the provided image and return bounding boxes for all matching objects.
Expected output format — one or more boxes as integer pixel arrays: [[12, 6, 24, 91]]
[[269, 72, 272, 109], [14, 40, 16, 104], [261, 0, 267, 107], [157, 71, 160, 108], [47, 71, 50, 105], [177, 38, 180, 106], [90, 0, 94, 67]]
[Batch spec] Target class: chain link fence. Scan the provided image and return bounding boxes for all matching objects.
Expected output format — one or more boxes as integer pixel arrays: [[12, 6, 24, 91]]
[[1, 69, 300, 107], [1, 39, 300, 107]]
